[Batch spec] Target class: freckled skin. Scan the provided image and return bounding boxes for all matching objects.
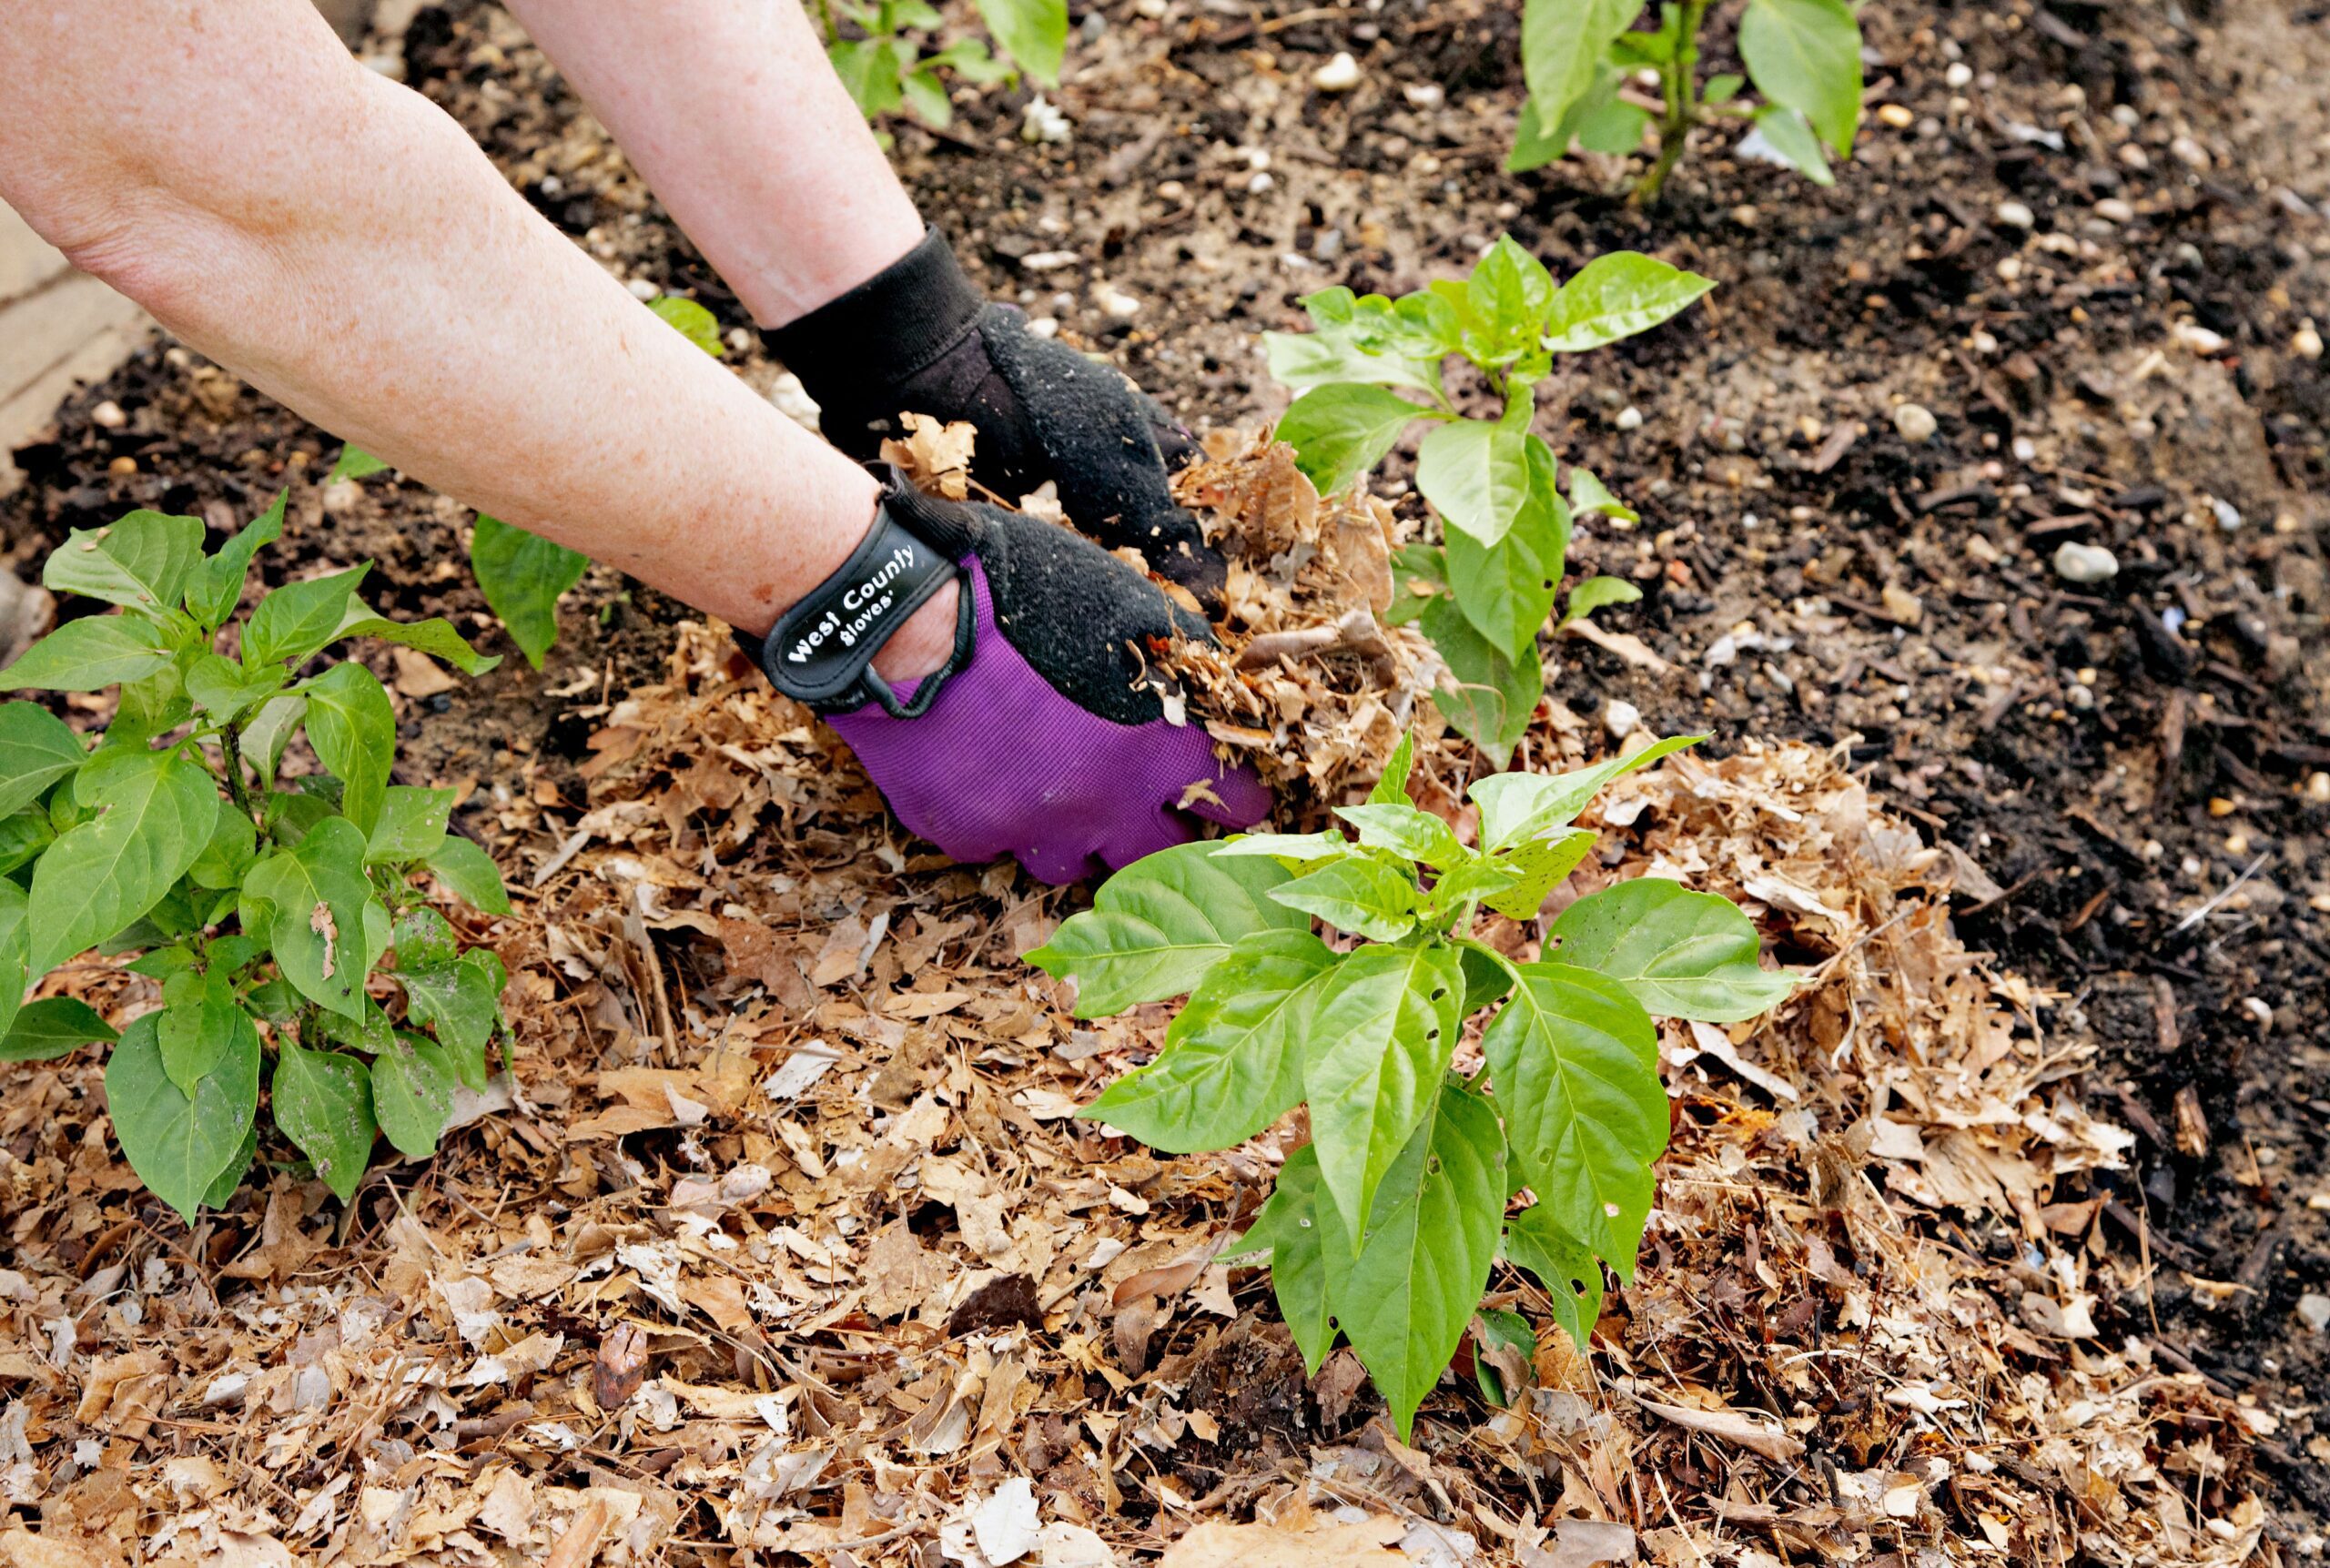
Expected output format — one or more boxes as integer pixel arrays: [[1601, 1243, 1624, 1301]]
[[0, 0, 957, 672]]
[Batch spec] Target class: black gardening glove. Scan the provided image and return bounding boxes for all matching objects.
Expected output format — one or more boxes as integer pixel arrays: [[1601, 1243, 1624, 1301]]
[[765, 227, 1225, 612]]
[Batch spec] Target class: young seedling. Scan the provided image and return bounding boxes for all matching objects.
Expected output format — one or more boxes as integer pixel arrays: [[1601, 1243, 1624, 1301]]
[[0, 495, 515, 1221], [820, 0, 1065, 131], [1512, 0, 1864, 199], [1267, 237, 1711, 764], [1029, 732, 1795, 1438]]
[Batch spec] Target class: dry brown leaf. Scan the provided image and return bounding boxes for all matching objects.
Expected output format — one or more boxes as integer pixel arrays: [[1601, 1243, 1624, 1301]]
[[1636, 1396, 1807, 1462], [1158, 1518, 1407, 1567]]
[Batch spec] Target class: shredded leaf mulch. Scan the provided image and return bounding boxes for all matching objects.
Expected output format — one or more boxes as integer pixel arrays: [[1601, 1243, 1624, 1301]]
[[0, 609, 2277, 1565]]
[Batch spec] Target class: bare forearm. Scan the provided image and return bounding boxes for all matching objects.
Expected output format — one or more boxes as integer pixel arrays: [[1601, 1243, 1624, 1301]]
[[0, 0, 886, 640]]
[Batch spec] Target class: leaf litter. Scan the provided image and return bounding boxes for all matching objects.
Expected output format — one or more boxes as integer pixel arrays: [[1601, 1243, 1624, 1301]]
[[0, 539, 2275, 1565]]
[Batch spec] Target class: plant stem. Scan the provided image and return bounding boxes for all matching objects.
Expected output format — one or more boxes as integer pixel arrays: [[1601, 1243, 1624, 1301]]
[[219, 721, 261, 825], [814, 0, 837, 44], [1635, 0, 1710, 204]]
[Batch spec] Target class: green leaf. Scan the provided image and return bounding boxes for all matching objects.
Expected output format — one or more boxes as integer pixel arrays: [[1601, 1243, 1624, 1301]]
[[1211, 831, 1353, 865], [302, 662, 395, 835], [1467, 237, 1557, 346], [329, 444, 390, 482], [29, 749, 218, 974], [368, 785, 452, 863], [0, 615, 174, 692], [188, 802, 258, 890], [43, 511, 205, 614], [646, 295, 724, 356], [1457, 939, 1516, 1015], [1276, 384, 1425, 497], [1332, 803, 1466, 869], [1480, 961, 1666, 1278], [1470, 734, 1704, 852], [899, 65, 954, 127], [1269, 855, 1420, 942], [471, 516, 587, 669], [1303, 941, 1464, 1229], [1548, 878, 1795, 1021], [1541, 253, 1717, 354], [1473, 1306, 1537, 1405], [1503, 1206, 1606, 1351], [1421, 594, 1542, 770], [1737, 0, 1861, 154], [1520, 0, 1646, 141], [1368, 731, 1417, 807], [228, 701, 299, 795], [1561, 575, 1643, 626], [1446, 438, 1568, 660], [201, 1124, 258, 1210], [398, 953, 502, 1068], [157, 972, 239, 1096], [1319, 1079, 1505, 1441], [1416, 418, 1533, 548], [0, 807, 53, 877], [334, 612, 501, 677], [0, 996, 118, 1063], [1704, 72, 1745, 104], [1026, 840, 1307, 1017], [1264, 331, 1442, 398], [273, 1039, 377, 1203], [0, 881, 26, 1042], [1482, 827, 1596, 920], [975, 0, 1066, 81], [0, 702, 86, 816], [370, 1033, 458, 1158], [424, 835, 511, 916], [242, 817, 377, 1018], [1748, 103, 1836, 186], [183, 492, 286, 628], [1574, 95, 1652, 155], [184, 653, 287, 724], [1082, 930, 1338, 1152], [1565, 466, 1636, 522], [105, 1009, 259, 1223], [243, 564, 370, 669], [1238, 1145, 1337, 1373], [829, 36, 903, 116]]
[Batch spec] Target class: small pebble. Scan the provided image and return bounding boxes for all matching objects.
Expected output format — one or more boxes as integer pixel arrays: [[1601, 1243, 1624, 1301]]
[[1248, 171, 1276, 194], [766, 370, 822, 431], [1615, 406, 1644, 431], [1019, 250, 1079, 272], [2093, 197, 2135, 224], [1092, 282, 1141, 320], [1604, 698, 1641, 741], [1402, 82, 1444, 109], [1892, 402, 1939, 442], [2170, 135, 2210, 169], [1026, 316, 1060, 339], [2051, 540, 2120, 583], [2305, 773, 2330, 804], [90, 400, 126, 430], [2211, 497, 2243, 531], [2208, 796, 2237, 817], [2295, 324, 2325, 360], [1944, 62, 1973, 88], [107, 456, 137, 476], [1995, 199, 2035, 230], [321, 480, 362, 516], [1876, 103, 1914, 128], [2173, 321, 2227, 355], [1312, 51, 1362, 93], [2012, 436, 2038, 461], [625, 278, 660, 300], [2299, 1293, 2330, 1333]]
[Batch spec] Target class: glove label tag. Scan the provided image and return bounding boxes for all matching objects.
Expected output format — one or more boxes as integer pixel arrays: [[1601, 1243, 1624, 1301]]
[[755, 498, 964, 713]]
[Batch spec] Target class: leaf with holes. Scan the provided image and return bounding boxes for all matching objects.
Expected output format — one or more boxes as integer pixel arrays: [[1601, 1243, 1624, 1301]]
[[1303, 940, 1464, 1230]]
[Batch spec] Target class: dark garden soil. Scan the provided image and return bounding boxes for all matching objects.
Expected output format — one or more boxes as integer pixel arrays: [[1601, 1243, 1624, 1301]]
[[5, 0, 2328, 1551]]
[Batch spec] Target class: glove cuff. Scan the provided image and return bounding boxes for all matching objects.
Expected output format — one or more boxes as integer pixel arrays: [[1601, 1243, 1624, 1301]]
[[763, 226, 986, 411], [744, 469, 977, 717]]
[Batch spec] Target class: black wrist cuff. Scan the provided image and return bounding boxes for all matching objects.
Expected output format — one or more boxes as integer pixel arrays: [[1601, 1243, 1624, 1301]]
[[763, 226, 986, 404], [746, 475, 974, 717]]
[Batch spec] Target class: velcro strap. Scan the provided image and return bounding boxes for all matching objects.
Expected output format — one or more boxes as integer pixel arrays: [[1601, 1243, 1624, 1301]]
[[754, 501, 963, 713]]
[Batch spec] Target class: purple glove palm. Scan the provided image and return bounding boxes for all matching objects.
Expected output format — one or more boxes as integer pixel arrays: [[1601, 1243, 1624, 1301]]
[[831, 559, 1267, 882], [752, 473, 1268, 884]]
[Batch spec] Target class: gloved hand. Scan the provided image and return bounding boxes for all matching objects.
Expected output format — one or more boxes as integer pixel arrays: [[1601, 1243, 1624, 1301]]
[[766, 227, 1226, 612], [746, 470, 1270, 884]]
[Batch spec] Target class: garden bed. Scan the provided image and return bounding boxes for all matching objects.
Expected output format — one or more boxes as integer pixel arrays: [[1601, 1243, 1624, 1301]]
[[0, 0, 2324, 1560]]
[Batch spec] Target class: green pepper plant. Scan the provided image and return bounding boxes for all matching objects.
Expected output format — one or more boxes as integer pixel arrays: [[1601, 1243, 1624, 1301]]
[[1029, 732, 1795, 1438], [1267, 237, 1711, 764], [0, 496, 515, 1221], [821, 0, 1065, 131], [1513, 0, 1864, 198]]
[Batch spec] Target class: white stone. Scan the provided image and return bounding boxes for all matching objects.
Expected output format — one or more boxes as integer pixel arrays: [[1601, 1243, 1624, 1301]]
[[766, 370, 821, 432], [1312, 51, 1363, 93], [2052, 541, 2120, 584], [2094, 197, 2134, 224], [1892, 402, 1939, 442], [2173, 321, 2228, 355], [1995, 199, 2035, 229], [2295, 325, 2324, 360], [2298, 1293, 2330, 1332], [89, 400, 125, 430], [1614, 406, 1644, 431], [625, 278, 660, 300], [1403, 81, 1445, 108], [2171, 135, 2210, 169], [1018, 250, 1079, 272], [1945, 62, 1973, 88], [1092, 283, 1141, 320], [1604, 698, 1641, 741]]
